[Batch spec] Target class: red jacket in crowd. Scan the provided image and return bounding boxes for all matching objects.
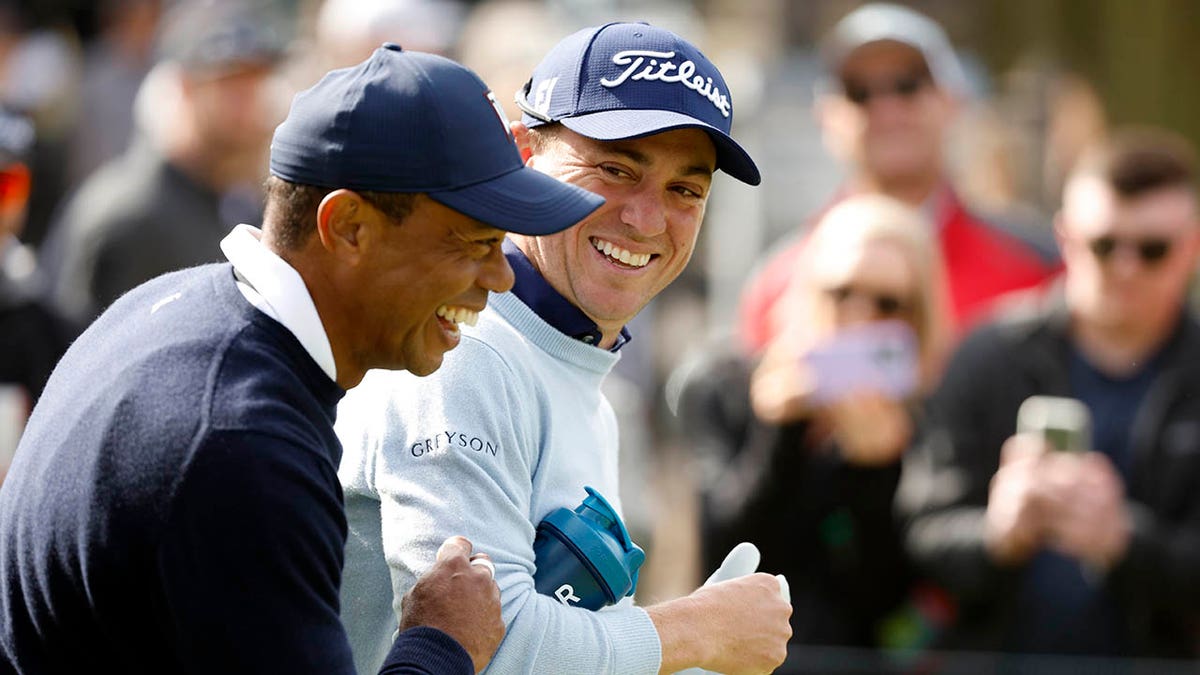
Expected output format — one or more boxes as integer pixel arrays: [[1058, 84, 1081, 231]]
[[738, 188, 1063, 353]]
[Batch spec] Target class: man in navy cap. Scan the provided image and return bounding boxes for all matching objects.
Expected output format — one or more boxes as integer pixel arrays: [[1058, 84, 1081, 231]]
[[0, 45, 602, 674], [336, 23, 792, 675]]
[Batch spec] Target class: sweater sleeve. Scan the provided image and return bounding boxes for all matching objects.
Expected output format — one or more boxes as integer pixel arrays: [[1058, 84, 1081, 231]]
[[156, 430, 471, 675], [337, 337, 661, 675]]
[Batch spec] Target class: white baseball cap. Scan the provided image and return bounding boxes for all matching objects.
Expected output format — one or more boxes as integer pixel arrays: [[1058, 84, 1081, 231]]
[[821, 2, 969, 97]]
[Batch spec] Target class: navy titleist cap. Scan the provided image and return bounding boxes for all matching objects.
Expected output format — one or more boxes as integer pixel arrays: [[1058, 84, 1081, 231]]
[[516, 22, 760, 186], [270, 44, 605, 235]]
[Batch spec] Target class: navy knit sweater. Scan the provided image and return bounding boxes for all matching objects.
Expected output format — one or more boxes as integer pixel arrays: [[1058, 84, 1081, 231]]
[[0, 264, 471, 674]]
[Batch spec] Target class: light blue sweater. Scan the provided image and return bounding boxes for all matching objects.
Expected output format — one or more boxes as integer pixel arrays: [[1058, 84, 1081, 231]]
[[336, 291, 662, 674]]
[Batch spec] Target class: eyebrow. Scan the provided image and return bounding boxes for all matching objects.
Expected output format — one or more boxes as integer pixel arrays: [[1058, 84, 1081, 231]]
[[603, 144, 716, 180], [459, 219, 507, 239]]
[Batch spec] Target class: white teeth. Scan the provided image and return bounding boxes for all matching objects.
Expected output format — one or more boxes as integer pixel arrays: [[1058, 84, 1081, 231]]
[[436, 305, 480, 328], [591, 238, 651, 268]]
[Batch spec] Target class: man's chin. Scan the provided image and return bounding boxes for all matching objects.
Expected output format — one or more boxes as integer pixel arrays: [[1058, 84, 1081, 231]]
[[1086, 305, 1145, 332], [406, 353, 446, 378]]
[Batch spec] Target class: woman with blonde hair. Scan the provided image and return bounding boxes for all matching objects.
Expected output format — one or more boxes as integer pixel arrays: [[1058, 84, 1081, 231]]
[[677, 194, 950, 653], [752, 194, 950, 463]]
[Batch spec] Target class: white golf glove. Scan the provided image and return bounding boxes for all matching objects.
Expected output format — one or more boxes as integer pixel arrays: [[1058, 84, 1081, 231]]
[[676, 542, 790, 675]]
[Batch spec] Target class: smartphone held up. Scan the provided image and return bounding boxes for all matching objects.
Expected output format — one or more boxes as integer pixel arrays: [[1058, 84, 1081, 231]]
[[801, 320, 920, 404], [1016, 395, 1093, 453]]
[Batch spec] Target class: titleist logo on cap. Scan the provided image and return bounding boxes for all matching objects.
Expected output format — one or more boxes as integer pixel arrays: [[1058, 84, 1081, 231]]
[[598, 49, 731, 118]]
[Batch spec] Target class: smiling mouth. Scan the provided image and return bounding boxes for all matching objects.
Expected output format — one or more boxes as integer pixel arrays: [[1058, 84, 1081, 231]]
[[435, 305, 479, 336], [591, 237, 653, 268]]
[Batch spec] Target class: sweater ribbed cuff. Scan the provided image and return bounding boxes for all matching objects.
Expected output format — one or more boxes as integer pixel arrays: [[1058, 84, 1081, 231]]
[[608, 607, 663, 675], [379, 626, 473, 675]]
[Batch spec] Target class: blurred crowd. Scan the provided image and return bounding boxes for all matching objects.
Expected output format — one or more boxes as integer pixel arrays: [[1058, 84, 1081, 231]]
[[1, 0, 1199, 672]]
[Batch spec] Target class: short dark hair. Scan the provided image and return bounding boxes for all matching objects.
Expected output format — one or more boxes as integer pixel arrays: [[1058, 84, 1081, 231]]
[[526, 122, 564, 154], [263, 175, 420, 251], [1073, 127, 1197, 199]]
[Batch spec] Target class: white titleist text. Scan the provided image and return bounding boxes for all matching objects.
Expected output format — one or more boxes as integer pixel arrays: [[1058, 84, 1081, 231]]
[[599, 49, 731, 118]]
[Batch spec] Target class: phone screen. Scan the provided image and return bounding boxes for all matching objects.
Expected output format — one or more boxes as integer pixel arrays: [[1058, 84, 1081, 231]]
[[802, 320, 919, 404], [1016, 396, 1092, 452]]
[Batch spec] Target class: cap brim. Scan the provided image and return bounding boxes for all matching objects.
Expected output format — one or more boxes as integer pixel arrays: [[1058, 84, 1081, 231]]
[[429, 165, 604, 236], [558, 110, 761, 186]]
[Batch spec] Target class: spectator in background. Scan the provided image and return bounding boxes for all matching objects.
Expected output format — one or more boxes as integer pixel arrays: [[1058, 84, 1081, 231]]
[[66, 0, 163, 188], [40, 0, 289, 329], [898, 128, 1200, 660], [675, 195, 948, 656], [0, 2, 81, 248], [739, 2, 1059, 354], [455, 0, 569, 122], [0, 108, 71, 480], [311, 0, 465, 72]]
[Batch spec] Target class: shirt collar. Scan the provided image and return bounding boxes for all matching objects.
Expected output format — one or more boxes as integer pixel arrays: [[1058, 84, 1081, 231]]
[[220, 224, 338, 382], [503, 238, 631, 351]]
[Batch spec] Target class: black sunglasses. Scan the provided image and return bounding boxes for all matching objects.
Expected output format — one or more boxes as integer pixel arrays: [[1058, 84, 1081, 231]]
[[841, 72, 930, 106], [824, 285, 912, 317], [1087, 236, 1173, 265]]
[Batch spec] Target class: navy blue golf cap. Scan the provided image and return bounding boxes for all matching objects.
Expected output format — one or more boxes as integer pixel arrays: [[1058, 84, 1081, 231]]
[[516, 22, 760, 186], [270, 44, 604, 235]]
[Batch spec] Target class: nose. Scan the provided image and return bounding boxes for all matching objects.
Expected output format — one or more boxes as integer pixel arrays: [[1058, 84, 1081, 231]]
[[1106, 245, 1144, 279], [479, 245, 515, 294], [836, 294, 880, 326], [618, 185, 668, 238]]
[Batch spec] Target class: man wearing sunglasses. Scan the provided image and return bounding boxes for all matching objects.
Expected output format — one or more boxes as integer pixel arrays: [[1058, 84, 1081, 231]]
[[738, 2, 1060, 353], [898, 128, 1200, 660]]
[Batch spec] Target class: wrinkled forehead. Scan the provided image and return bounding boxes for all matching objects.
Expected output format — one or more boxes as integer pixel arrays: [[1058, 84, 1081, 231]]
[[839, 40, 930, 80]]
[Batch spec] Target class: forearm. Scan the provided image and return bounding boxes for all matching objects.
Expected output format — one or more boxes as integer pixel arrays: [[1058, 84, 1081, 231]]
[[647, 596, 708, 674]]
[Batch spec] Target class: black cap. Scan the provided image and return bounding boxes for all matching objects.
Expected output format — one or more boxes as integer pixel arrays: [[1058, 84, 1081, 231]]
[[157, 0, 289, 73]]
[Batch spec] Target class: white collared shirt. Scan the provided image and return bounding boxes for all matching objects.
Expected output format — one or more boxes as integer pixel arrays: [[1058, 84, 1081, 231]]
[[220, 224, 337, 383]]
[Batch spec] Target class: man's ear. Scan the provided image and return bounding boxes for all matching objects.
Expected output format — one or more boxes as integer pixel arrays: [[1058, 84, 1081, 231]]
[[1052, 211, 1069, 254], [511, 121, 533, 164], [316, 189, 366, 262]]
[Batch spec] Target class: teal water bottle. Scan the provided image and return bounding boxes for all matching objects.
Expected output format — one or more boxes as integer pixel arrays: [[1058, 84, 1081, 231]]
[[532, 486, 644, 611]]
